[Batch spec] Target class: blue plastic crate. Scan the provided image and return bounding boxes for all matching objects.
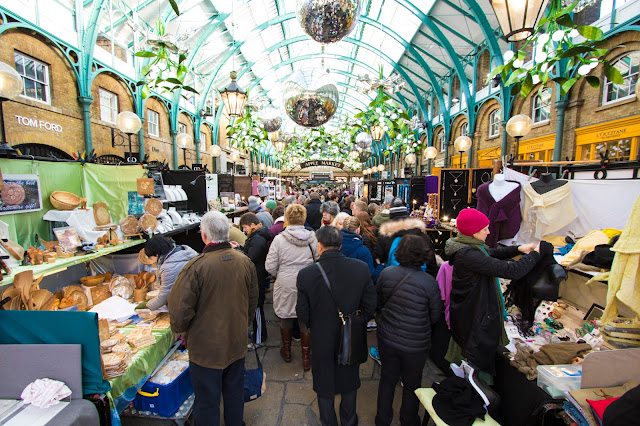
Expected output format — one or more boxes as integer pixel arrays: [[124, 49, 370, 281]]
[[134, 367, 193, 417]]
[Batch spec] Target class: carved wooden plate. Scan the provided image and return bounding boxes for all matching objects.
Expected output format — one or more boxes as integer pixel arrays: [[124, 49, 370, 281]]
[[119, 215, 140, 235], [93, 202, 111, 226], [139, 213, 158, 233], [144, 198, 162, 216]]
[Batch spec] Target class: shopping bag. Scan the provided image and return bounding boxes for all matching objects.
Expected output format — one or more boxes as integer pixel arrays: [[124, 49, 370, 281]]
[[244, 331, 266, 402]]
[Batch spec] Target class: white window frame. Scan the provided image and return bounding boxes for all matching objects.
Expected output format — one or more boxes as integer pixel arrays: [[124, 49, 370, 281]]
[[14, 52, 50, 104], [147, 109, 159, 137], [199, 131, 206, 151], [438, 132, 446, 152], [178, 123, 187, 134], [460, 122, 469, 137], [602, 52, 639, 105], [489, 109, 501, 138], [532, 89, 551, 123], [99, 88, 118, 123]]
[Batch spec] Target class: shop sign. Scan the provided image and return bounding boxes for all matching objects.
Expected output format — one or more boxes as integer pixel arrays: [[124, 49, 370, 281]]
[[14, 115, 63, 133], [300, 160, 345, 169], [595, 129, 627, 140]]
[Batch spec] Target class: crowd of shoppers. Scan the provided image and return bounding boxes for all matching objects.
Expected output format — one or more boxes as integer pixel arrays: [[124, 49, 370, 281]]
[[158, 186, 540, 426]]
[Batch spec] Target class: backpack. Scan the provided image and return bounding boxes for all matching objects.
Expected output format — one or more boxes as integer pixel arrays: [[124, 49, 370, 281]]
[[386, 236, 427, 272]]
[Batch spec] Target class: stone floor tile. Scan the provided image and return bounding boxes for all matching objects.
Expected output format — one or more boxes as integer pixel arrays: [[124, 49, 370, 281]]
[[261, 347, 306, 381], [243, 381, 284, 426], [281, 404, 317, 426], [284, 382, 317, 405]]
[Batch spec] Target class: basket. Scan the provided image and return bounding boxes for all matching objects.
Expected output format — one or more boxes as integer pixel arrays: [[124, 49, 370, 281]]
[[50, 191, 82, 210]]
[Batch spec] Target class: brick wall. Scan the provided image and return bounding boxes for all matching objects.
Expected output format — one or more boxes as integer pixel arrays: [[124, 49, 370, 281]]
[[475, 49, 491, 89], [143, 96, 173, 168], [1, 30, 84, 154], [475, 98, 502, 151]]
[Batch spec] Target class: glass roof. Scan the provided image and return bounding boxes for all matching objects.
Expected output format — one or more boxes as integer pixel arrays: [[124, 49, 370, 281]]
[[72, 0, 506, 129]]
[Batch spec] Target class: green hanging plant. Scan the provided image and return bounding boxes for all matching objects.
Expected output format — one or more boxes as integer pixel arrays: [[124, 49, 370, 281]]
[[226, 102, 270, 151], [489, 0, 624, 98], [135, 19, 198, 98]]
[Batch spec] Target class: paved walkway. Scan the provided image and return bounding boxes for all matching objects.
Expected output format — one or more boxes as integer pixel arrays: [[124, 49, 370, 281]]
[[242, 292, 447, 425]]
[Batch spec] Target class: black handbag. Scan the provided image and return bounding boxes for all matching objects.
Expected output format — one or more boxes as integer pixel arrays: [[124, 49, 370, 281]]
[[532, 263, 566, 301], [316, 263, 368, 366]]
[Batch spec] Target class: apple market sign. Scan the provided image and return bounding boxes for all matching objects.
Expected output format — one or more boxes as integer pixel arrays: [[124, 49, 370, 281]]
[[14, 115, 63, 133], [300, 160, 345, 169]]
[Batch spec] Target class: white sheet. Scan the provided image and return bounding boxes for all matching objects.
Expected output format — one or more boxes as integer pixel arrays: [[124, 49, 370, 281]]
[[502, 168, 640, 243]]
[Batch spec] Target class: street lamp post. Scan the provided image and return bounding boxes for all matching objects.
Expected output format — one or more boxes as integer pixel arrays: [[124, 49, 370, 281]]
[[453, 136, 472, 169]]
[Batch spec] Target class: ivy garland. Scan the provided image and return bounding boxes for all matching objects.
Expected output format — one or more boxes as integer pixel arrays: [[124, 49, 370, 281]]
[[489, 0, 624, 98], [225, 102, 270, 151]]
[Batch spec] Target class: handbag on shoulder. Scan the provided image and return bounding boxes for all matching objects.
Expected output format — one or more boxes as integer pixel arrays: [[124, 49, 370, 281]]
[[316, 263, 368, 366]]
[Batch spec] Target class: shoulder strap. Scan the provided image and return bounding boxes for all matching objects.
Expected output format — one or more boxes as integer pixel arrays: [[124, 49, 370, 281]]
[[316, 262, 344, 318], [248, 330, 262, 368], [308, 243, 316, 262], [382, 271, 415, 309]]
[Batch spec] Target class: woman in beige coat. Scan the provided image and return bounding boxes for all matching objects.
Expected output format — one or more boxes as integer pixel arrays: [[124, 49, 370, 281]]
[[266, 204, 318, 371]]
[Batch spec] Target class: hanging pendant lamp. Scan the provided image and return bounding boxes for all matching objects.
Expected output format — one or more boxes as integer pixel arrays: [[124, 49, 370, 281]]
[[220, 71, 247, 118], [490, 0, 550, 42]]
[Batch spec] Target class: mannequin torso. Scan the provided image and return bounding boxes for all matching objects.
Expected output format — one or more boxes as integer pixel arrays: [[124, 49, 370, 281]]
[[530, 173, 567, 194], [488, 174, 519, 202]]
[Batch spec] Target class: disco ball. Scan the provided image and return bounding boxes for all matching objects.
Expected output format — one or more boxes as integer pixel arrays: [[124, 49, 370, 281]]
[[283, 69, 339, 128], [355, 131, 372, 149], [258, 104, 282, 133], [297, 0, 362, 44]]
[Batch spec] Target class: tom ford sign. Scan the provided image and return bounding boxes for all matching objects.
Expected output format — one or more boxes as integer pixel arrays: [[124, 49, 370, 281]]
[[300, 160, 345, 169], [14, 115, 63, 133]]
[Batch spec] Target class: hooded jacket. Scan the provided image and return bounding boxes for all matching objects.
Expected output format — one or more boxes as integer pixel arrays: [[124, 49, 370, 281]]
[[242, 226, 273, 289], [269, 216, 285, 238], [445, 238, 540, 373], [266, 225, 318, 318], [168, 242, 258, 369], [375, 216, 438, 277], [340, 228, 375, 276], [147, 245, 198, 311], [376, 265, 443, 353], [372, 209, 390, 228]]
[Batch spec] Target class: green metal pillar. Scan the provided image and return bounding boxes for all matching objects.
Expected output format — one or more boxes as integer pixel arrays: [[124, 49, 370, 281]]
[[78, 96, 93, 154], [194, 116, 202, 164], [137, 117, 145, 160], [500, 121, 509, 159], [171, 130, 178, 170], [554, 100, 569, 161]]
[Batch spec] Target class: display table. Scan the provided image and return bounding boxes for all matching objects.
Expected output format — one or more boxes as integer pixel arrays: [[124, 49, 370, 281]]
[[0, 239, 144, 286], [108, 326, 176, 401]]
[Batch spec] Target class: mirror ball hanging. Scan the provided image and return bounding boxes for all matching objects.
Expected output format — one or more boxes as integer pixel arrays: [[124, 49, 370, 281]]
[[297, 0, 362, 44]]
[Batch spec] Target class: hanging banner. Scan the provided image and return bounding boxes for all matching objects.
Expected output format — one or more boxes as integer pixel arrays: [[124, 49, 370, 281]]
[[0, 174, 43, 215]]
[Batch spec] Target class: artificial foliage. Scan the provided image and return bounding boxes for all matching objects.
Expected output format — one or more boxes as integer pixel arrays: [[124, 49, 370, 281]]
[[353, 67, 417, 155], [226, 103, 270, 151], [490, 0, 625, 98], [134, 19, 198, 99]]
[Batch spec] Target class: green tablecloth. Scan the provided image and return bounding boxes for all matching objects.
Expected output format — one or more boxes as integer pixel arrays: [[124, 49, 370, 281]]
[[108, 327, 176, 400]]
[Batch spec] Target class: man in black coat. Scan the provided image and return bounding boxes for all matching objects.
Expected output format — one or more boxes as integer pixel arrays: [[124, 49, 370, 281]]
[[239, 212, 273, 346], [304, 191, 323, 230], [297, 226, 377, 426]]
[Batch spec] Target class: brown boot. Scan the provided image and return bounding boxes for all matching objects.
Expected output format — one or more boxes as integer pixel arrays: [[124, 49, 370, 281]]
[[280, 328, 292, 363], [301, 332, 311, 372]]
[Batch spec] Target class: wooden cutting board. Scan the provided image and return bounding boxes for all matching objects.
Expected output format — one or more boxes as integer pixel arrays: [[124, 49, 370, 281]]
[[93, 202, 111, 226]]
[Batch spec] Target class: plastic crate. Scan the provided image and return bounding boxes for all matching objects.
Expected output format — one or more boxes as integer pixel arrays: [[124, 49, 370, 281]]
[[134, 367, 193, 417], [537, 364, 582, 398]]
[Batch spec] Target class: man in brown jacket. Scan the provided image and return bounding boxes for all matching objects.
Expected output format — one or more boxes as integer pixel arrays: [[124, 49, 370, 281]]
[[168, 211, 258, 426]]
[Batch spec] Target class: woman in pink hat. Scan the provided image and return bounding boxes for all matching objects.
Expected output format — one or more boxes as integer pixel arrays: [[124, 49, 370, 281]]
[[444, 208, 539, 408]]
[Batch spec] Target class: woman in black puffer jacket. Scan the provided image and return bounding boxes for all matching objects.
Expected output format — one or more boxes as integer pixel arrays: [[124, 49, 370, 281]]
[[375, 235, 443, 426]]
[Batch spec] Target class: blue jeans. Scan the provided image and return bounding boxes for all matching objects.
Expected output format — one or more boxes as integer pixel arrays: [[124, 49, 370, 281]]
[[189, 358, 245, 426]]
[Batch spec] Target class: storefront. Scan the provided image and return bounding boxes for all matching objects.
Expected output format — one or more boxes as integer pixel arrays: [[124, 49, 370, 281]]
[[575, 115, 640, 161], [516, 133, 555, 162], [476, 145, 501, 168]]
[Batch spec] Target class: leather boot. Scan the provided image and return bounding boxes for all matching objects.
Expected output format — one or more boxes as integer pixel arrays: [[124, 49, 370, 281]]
[[301, 332, 311, 372], [280, 328, 292, 363]]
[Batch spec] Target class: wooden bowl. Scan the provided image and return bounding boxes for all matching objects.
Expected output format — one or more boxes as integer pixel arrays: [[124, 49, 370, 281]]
[[28, 289, 54, 311], [80, 275, 106, 287], [50, 191, 82, 210]]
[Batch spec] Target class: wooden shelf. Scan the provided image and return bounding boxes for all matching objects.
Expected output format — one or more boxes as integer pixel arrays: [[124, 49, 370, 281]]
[[0, 239, 145, 287]]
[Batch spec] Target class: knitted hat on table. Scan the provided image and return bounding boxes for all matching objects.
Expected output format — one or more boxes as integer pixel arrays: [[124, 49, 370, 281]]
[[456, 208, 490, 236]]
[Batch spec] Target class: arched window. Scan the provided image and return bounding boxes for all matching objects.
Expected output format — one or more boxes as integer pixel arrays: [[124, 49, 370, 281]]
[[532, 88, 551, 123], [603, 52, 639, 104], [460, 122, 469, 137], [489, 109, 501, 137], [438, 132, 446, 152]]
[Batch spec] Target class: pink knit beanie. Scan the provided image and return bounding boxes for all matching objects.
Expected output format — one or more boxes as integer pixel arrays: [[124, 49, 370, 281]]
[[456, 208, 490, 236]]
